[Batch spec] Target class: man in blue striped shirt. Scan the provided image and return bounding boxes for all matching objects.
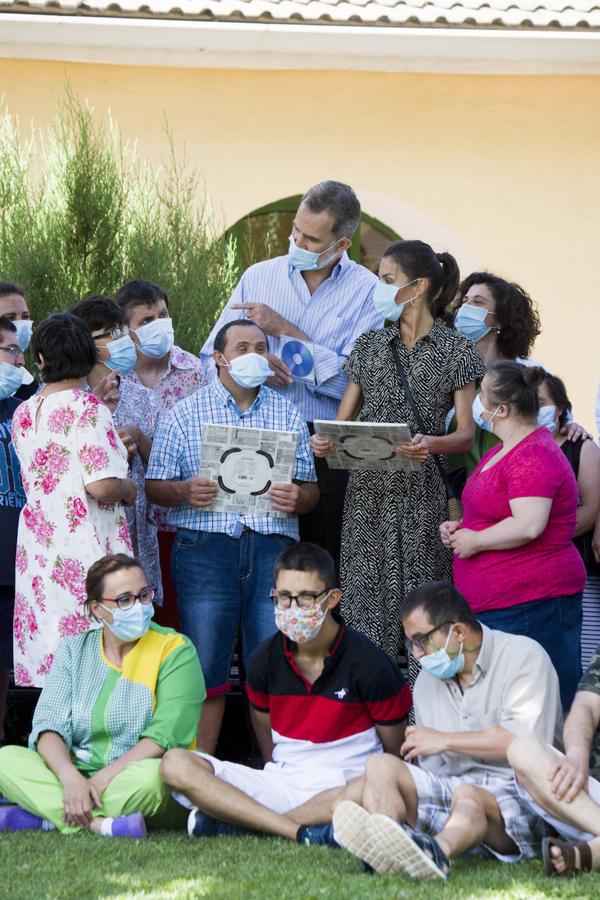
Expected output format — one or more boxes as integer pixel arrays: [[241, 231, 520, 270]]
[[201, 181, 381, 572], [147, 320, 318, 754]]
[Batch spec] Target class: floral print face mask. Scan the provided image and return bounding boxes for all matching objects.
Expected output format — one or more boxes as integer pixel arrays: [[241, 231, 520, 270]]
[[275, 593, 331, 645]]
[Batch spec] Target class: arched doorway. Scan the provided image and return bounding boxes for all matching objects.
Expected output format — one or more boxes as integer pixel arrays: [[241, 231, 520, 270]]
[[227, 194, 401, 274]]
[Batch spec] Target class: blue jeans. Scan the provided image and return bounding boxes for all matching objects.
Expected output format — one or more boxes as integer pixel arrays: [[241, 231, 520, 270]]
[[172, 529, 293, 695], [477, 593, 583, 710]]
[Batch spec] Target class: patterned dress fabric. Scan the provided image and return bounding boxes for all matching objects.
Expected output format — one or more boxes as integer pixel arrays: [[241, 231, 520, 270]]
[[340, 321, 485, 662], [11, 389, 132, 687]]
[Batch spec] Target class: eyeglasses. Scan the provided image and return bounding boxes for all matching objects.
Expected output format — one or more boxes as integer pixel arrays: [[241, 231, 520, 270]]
[[99, 586, 156, 610], [270, 588, 332, 610], [92, 325, 130, 341], [0, 344, 22, 358], [405, 620, 454, 654]]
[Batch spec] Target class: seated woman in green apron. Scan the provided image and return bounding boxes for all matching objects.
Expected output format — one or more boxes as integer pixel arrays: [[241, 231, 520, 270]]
[[448, 272, 585, 487], [0, 553, 204, 838]]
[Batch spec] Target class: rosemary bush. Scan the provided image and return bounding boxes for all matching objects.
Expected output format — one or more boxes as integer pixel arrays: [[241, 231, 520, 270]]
[[0, 90, 238, 352]]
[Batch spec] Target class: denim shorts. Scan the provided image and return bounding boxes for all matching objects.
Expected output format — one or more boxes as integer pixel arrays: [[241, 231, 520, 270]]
[[172, 529, 293, 696]]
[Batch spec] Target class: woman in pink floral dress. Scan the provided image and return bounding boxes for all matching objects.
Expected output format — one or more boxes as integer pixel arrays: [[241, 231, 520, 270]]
[[11, 314, 137, 686]]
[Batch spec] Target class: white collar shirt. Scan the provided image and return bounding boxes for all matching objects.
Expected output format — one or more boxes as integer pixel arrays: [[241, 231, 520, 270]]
[[414, 624, 563, 782]]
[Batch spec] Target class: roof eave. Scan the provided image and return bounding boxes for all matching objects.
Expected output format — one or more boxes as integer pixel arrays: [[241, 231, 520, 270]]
[[1, 14, 600, 75]]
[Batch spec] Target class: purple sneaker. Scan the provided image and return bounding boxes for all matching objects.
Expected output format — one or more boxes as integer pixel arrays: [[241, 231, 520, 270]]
[[110, 813, 147, 839], [0, 805, 43, 831]]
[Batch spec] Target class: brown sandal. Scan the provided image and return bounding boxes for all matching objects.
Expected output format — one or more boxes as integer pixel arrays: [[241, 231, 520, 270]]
[[542, 836, 593, 877]]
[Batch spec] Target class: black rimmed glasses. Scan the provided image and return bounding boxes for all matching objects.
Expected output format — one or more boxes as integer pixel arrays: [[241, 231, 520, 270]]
[[405, 620, 454, 654], [270, 588, 332, 610], [100, 586, 156, 610]]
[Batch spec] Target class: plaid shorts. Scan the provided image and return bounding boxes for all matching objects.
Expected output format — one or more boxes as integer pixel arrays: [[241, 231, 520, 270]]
[[406, 764, 549, 860]]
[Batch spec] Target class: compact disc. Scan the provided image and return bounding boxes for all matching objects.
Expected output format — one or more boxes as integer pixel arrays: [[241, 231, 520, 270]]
[[281, 339, 315, 380]]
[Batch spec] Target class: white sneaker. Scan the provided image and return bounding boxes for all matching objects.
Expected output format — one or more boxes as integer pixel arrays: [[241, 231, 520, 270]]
[[367, 814, 449, 880], [332, 801, 402, 875]]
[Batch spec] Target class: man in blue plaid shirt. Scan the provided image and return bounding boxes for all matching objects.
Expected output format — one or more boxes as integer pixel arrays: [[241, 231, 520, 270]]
[[146, 320, 318, 754]]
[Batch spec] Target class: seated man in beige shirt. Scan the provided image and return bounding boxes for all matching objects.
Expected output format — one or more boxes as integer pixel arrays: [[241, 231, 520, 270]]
[[330, 581, 562, 881]]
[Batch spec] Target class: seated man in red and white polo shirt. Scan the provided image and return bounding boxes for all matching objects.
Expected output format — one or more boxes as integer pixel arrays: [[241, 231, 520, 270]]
[[160, 542, 411, 844]]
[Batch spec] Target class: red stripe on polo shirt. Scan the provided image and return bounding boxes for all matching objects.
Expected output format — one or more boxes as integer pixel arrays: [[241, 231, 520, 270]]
[[246, 684, 269, 711], [367, 684, 412, 723], [268, 694, 376, 744]]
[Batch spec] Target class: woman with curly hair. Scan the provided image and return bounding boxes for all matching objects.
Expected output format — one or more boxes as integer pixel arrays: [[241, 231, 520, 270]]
[[453, 272, 541, 367], [449, 272, 584, 484]]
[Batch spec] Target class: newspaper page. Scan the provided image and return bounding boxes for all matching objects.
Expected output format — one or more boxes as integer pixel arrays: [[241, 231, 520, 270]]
[[313, 420, 419, 472], [200, 423, 298, 517]]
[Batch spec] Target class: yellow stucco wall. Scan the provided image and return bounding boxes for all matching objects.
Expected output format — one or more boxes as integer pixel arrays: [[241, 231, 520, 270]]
[[1, 59, 598, 426]]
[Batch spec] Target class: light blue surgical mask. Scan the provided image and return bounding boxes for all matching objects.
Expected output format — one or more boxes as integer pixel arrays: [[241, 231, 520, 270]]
[[0, 362, 24, 400], [454, 305, 492, 343], [372, 278, 419, 322], [12, 320, 33, 352], [104, 335, 137, 376], [135, 318, 174, 359], [288, 235, 340, 272], [472, 393, 501, 433], [224, 352, 273, 389], [538, 404, 558, 432], [419, 625, 464, 680], [100, 601, 154, 642]]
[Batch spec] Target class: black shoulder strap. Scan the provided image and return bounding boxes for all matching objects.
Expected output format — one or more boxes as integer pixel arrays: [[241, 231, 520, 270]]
[[389, 340, 448, 488], [561, 437, 583, 479]]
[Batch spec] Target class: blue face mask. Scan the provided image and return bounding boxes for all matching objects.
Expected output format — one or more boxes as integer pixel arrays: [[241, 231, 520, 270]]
[[104, 335, 137, 376], [538, 404, 558, 432], [12, 320, 33, 352], [224, 352, 273, 389], [372, 278, 419, 322], [454, 305, 492, 343], [135, 318, 174, 359], [100, 601, 154, 642], [288, 235, 340, 272], [419, 625, 464, 680], [472, 393, 501, 433], [0, 362, 24, 400]]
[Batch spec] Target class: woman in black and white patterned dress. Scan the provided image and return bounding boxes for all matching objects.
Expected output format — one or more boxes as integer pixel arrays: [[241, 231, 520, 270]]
[[312, 240, 485, 665]]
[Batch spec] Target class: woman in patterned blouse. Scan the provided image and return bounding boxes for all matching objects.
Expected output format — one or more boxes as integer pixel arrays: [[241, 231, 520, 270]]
[[0, 554, 204, 837], [312, 240, 485, 669]]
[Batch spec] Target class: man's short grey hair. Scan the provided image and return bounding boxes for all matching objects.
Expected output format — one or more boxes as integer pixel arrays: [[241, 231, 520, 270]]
[[301, 181, 361, 240]]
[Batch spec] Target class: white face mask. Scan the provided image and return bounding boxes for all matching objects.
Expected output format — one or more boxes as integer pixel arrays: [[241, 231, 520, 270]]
[[472, 393, 502, 434], [372, 278, 419, 322], [221, 352, 273, 389], [98, 601, 154, 642], [135, 318, 174, 359], [288, 235, 341, 272], [12, 320, 33, 352], [537, 405, 558, 432], [0, 362, 24, 400]]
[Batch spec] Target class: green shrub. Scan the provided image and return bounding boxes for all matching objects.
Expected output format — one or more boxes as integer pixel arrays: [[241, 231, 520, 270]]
[[0, 88, 238, 352]]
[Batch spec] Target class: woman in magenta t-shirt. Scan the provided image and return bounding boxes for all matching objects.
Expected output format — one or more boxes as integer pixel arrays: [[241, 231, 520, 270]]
[[440, 361, 585, 709]]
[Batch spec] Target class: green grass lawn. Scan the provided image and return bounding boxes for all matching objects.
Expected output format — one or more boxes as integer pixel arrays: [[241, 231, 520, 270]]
[[0, 833, 597, 899]]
